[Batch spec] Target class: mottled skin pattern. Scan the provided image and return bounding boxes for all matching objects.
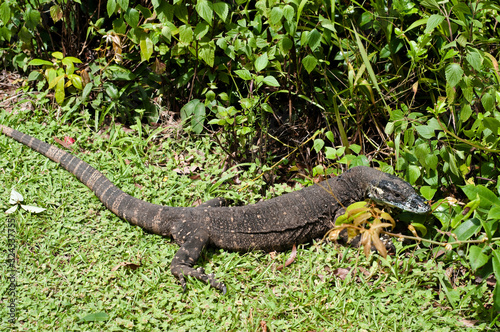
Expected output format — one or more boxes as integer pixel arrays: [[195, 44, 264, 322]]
[[1, 125, 430, 293]]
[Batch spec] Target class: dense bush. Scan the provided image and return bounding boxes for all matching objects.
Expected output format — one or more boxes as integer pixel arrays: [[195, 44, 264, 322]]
[[1, 0, 500, 311]]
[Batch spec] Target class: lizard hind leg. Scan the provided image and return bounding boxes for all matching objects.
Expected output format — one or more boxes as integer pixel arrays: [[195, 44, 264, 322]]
[[170, 228, 227, 294]]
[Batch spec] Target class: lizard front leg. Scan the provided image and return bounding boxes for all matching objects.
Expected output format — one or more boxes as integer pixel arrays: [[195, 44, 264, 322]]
[[170, 227, 227, 294]]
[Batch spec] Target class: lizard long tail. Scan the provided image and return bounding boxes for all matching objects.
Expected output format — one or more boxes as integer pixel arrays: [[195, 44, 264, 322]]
[[1, 125, 172, 235]]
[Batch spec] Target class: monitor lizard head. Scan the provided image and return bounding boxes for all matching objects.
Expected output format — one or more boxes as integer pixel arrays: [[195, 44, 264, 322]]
[[365, 173, 431, 214]]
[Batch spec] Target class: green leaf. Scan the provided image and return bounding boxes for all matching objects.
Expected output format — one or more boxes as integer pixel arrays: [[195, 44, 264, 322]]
[[28, 59, 53, 66], [308, 29, 321, 52], [445, 63, 464, 88], [82, 82, 93, 101], [213, 2, 229, 21], [117, 0, 129, 11], [469, 245, 490, 270], [25, 8, 41, 30], [313, 139, 324, 153], [425, 14, 444, 33], [0, 2, 11, 25], [262, 76, 279, 87], [255, 53, 268, 72], [466, 49, 483, 71], [234, 69, 252, 81], [414, 125, 436, 139], [107, 0, 117, 17], [269, 7, 283, 26], [180, 99, 206, 134], [194, 22, 210, 40], [410, 223, 427, 236], [55, 76, 65, 104], [199, 41, 215, 67], [283, 5, 295, 22], [452, 218, 481, 241], [481, 92, 495, 111], [49, 5, 62, 23], [420, 186, 437, 200], [302, 54, 318, 74], [52, 51, 64, 60], [461, 185, 500, 209], [139, 35, 154, 62], [494, 284, 500, 312], [179, 25, 193, 44], [408, 165, 421, 184], [488, 205, 500, 220], [124, 8, 139, 27], [195, 0, 213, 26], [78, 312, 109, 322]]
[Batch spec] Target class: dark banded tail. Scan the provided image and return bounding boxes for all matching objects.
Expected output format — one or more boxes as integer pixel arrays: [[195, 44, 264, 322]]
[[1, 125, 171, 235]]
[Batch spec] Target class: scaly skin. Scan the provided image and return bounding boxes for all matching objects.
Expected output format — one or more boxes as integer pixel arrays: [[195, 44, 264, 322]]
[[1, 125, 430, 293]]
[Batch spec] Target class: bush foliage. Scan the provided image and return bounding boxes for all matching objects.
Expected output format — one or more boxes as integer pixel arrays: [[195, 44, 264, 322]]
[[1, 0, 500, 314]]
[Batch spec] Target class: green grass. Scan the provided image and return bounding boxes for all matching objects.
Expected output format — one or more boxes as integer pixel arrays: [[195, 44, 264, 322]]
[[0, 111, 497, 331]]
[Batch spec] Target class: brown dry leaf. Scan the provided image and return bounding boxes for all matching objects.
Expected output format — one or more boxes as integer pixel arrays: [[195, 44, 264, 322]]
[[371, 233, 387, 258], [459, 319, 476, 327], [361, 232, 371, 258], [111, 262, 141, 272], [333, 268, 351, 280], [260, 320, 267, 332], [276, 244, 297, 271]]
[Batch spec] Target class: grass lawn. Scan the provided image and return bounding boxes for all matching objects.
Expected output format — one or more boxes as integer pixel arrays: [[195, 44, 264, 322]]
[[0, 111, 496, 331]]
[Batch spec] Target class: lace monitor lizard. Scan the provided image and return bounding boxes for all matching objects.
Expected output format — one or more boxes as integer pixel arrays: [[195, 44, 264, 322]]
[[1, 125, 431, 293]]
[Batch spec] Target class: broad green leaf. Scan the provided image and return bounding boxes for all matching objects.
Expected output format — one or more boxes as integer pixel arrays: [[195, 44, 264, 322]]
[[25, 8, 41, 30], [107, 0, 117, 17], [410, 223, 427, 236], [460, 104, 472, 122], [139, 35, 154, 62], [55, 76, 65, 104], [52, 51, 64, 60], [414, 125, 435, 139], [28, 59, 53, 66], [481, 92, 495, 112], [50, 5, 62, 23], [199, 41, 215, 67], [461, 185, 500, 209], [325, 147, 336, 159], [407, 165, 421, 184], [68, 74, 83, 90], [445, 63, 464, 88], [213, 2, 229, 21], [255, 53, 268, 72], [302, 54, 317, 74], [234, 69, 252, 80], [196, 0, 213, 26], [420, 0, 439, 10], [262, 76, 279, 87], [452, 218, 481, 241], [179, 25, 193, 44], [48, 74, 64, 89], [194, 22, 210, 40], [280, 37, 293, 54], [466, 49, 483, 71], [420, 186, 437, 200], [269, 7, 283, 26], [117, 0, 129, 11], [488, 205, 500, 220], [494, 284, 500, 312], [0, 2, 11, 25], [124, 8, 139, 27], [469, 245, 490, 270], [313, 139, 324, 153], [425, 14, 444, 33], [283, 5, 295, 22], [78, 312, 109, 322], [308, 29, 321, 52], [82, 82, 93, 101]]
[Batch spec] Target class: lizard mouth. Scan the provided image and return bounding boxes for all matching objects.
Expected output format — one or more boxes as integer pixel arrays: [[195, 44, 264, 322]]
[[371, 194, 431, 214]]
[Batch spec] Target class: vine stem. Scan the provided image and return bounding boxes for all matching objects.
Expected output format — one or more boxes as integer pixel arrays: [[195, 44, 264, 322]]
[[382, 230, 500, 247]]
